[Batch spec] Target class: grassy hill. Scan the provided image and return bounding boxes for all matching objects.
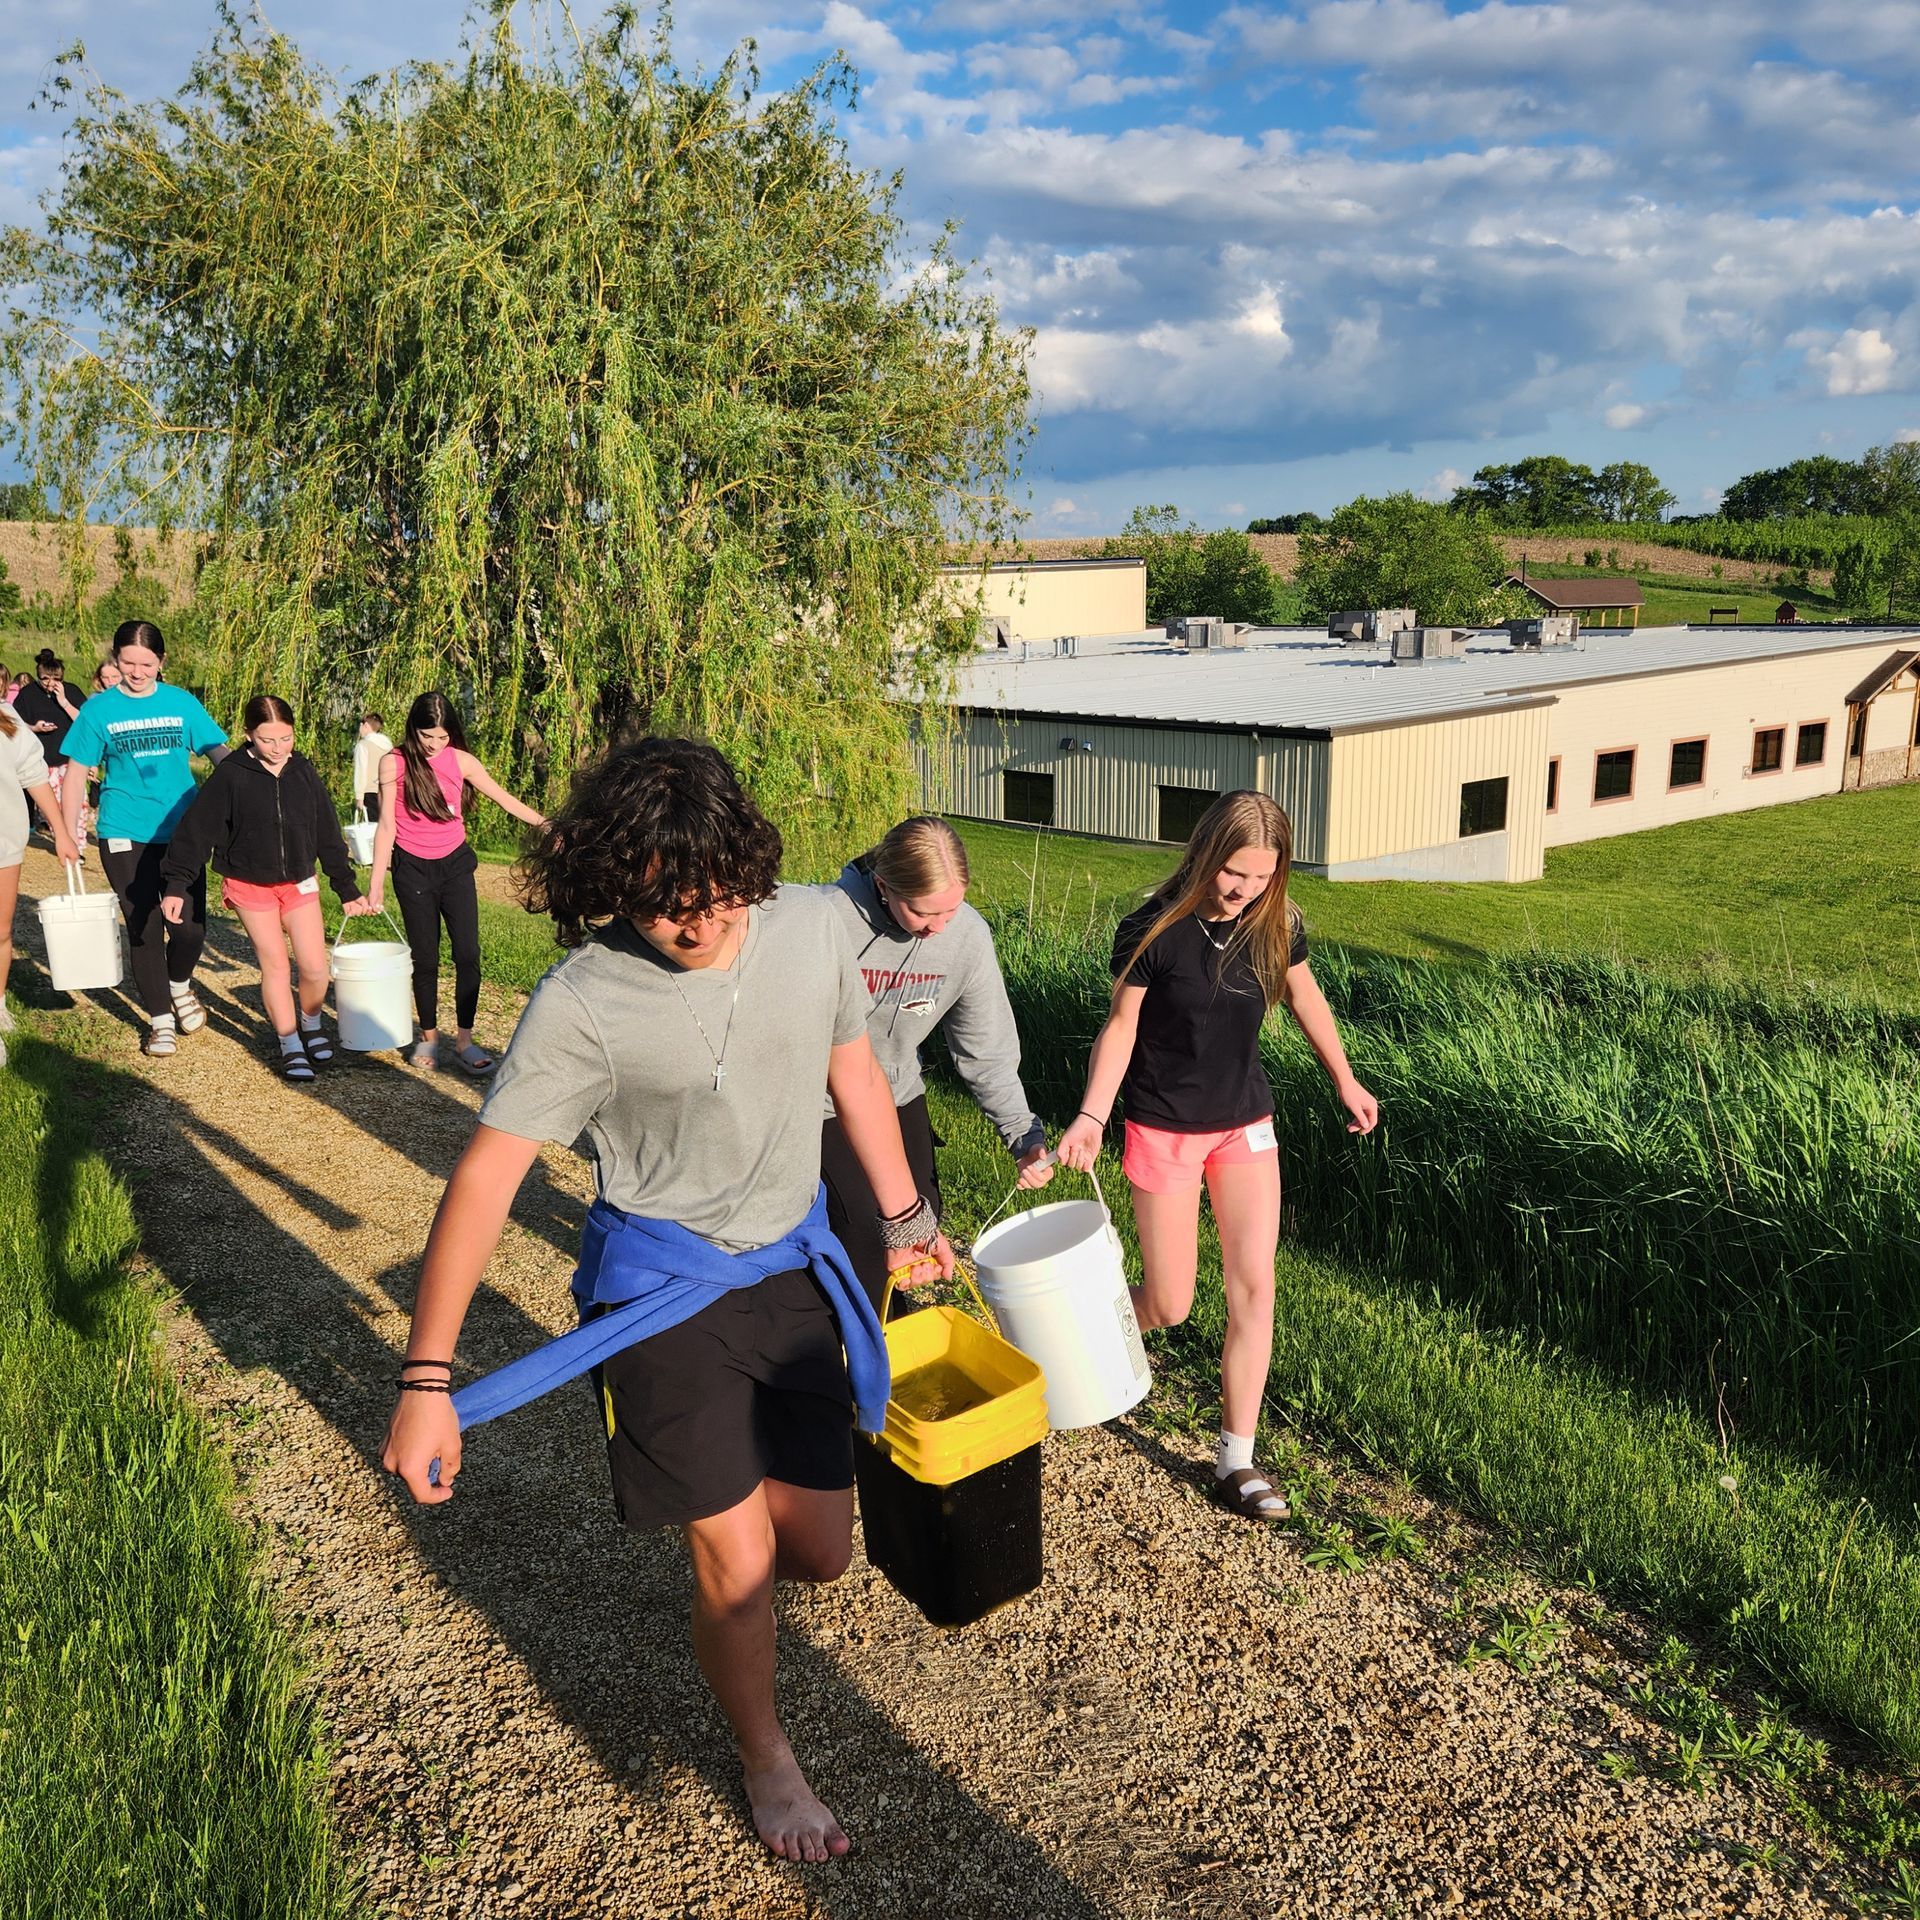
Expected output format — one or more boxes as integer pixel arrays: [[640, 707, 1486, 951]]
[[950, 780, 1920, 1006]]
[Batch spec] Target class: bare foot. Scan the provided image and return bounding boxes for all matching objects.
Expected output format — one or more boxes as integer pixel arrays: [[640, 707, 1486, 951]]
[[743, 1748, 851, 1863]]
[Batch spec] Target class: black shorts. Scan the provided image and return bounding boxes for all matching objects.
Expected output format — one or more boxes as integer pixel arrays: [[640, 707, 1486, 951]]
[[591, 1267, 854, 1530]]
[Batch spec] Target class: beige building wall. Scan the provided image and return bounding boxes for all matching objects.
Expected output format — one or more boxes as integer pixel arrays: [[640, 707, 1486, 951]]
[[1325, 706, 1551, 883], [917, 712, 1332, 863], [939, 561, 1147, 642], [1539, 645, 1891, 847]]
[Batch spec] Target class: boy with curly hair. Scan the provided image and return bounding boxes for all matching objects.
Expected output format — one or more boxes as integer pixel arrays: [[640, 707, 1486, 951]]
[[382, 737, 950, 1862]]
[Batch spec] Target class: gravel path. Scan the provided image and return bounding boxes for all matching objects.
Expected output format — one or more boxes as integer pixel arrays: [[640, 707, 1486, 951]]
[[16, 846, 1859, 1919]]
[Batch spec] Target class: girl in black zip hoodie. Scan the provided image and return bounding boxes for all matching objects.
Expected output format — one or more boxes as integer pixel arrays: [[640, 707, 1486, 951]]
[[162, 695, 375, 1082]]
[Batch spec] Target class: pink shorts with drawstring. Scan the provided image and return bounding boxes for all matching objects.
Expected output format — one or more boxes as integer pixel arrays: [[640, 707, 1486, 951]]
[[1122, 1118, 1278, 1194]]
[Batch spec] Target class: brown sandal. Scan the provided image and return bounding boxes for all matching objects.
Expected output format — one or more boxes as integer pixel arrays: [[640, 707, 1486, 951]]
[[1213, 1467, 1290, 1522]]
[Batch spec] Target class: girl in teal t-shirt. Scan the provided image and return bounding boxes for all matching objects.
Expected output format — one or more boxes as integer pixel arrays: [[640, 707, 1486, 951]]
[[59, 621, 228, 1056]]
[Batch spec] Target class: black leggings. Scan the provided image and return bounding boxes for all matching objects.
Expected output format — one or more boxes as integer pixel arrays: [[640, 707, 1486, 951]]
[[391, 843, 481, 1033], [98, 838, 206, 1019], [820, 1094, 943, 1316]]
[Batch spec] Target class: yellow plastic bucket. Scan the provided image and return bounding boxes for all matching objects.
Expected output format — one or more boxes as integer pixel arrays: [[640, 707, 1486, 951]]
[[855, 1268, 1050, 1626], [868, 1296, 1049, 1487]]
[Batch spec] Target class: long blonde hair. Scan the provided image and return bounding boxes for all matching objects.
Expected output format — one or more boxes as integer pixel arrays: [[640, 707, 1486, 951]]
[[1122, 791, 1301, 1010], [863, 815, 970, 899]]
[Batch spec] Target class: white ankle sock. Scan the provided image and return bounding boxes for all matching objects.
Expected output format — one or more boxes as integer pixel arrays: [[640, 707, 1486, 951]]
[[298, 1009, 322, 1033], [278, 1030, 305, 1056], [1215, 1430, 1255, 1478], [150, 1012, 177, 1033], [169, 980, 194, 1003]]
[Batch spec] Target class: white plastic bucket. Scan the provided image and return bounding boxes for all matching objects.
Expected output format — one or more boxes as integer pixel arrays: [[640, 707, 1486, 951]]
[[37, 861, 124, 993], [332, 914, 413, 1051], [344, 809, 377, 866], [973, 1173, 1151, 1431]]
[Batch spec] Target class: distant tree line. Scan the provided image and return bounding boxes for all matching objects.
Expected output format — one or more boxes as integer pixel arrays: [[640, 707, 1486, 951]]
[[1717, 443, 1920, 522]]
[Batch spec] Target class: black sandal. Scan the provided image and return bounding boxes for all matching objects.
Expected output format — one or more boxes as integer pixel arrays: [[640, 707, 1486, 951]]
[[1212, 1467, 1290, 1522], [279, 1048, 317, 1085], [301, 1026, 335, 1065]]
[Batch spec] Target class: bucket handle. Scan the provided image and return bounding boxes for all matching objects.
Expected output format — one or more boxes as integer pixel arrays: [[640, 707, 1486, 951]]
[[880, 1254, 1000, 1338], [332, 903, 408, 953], [63, 858, 87, 898], [970, 1149, 1110, 1249]]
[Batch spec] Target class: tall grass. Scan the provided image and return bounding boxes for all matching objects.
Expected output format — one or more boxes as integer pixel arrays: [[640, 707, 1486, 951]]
[[929, 1087, 1920, 1760], [0, 1029, 352, 1919], [991, 917, 1920, 1498]]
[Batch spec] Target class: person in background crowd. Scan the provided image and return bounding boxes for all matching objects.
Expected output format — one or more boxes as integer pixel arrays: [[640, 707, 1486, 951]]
[[382, 737, 950, 1864], [352, 711, 394, 822], [89, 659, 122, 695], [816, 814, 1054, 1312], [161, 695, 374, 1083], [11, 650, 81, 827], [58, 621, 229, 1058], [1055, 791, 1378, 1523], [0, 690, 82, 1065], [366, 691, 545, 1074]]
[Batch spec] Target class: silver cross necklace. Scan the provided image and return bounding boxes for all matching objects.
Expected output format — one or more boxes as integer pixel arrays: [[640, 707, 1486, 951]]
[[670, 911, 754, 1092]]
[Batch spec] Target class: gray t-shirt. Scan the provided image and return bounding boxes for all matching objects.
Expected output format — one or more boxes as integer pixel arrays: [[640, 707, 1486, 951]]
[[480, 886, 871, 1249]]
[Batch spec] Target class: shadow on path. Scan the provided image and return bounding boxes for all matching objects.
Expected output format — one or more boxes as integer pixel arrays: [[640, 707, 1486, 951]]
[[33, 1031, 1108, 1920]]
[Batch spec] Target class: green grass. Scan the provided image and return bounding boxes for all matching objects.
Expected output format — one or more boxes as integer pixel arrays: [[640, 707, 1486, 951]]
[[1520, 566, 1844, 627], [928, 1084, 1920, 1769], [0, 1021, 352, 1920], [954, 782, 1920, 1006]]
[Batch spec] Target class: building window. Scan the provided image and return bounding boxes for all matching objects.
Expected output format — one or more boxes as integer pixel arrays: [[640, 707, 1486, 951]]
[[1795, 721, 1828, 767], [1546, 757, 1560, 813], [1003, 770, 1055, 826], [1459, 776, 1509, 838], [1668, 738, 1706, 790], [1848, 710, 1867, 757], [1157, 784, 1217, 844], [1751, 727, 1785, 775], [1593, 748, 1635, 803]]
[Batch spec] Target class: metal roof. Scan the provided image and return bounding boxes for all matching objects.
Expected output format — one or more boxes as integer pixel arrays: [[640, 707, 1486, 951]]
[[947, 624, 1920, 738]]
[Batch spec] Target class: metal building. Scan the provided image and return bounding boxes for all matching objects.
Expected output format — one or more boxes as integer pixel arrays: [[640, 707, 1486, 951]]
[[915, 621, 1920, 882]]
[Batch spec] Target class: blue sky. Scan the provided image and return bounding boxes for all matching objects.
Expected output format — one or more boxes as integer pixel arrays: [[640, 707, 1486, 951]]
[[2, 0, 1917, 532]]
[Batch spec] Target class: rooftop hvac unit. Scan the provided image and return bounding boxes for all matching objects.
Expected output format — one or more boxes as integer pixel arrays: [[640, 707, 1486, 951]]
[[1390, 625, 1468, 663], [1169, 616, 1228, 649], [1331, 607, 1416, 645], [1505, 614, 1577, 649]]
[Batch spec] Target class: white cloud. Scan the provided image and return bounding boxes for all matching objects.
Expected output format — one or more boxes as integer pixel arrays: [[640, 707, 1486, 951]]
[[1799, 326, 1899, 396], [1896, 426, 1920, 444], [1421, 467, 1468, 500], [1604, 402, 1648, 429]]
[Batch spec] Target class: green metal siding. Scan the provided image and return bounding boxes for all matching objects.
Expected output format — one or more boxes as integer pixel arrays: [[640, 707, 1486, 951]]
[[916, 713, 1332, 864]]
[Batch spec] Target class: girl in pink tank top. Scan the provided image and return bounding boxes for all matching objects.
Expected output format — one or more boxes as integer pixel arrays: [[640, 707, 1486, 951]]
[[369, 691, 547, 1076]]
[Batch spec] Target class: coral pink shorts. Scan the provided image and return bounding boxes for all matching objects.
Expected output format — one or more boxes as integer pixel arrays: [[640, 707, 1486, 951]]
[[222, 875, 322, 918], [1122, 1118, 1278, 1194]]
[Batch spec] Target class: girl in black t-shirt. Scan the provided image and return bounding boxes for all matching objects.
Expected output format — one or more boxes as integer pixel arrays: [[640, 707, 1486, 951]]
[[1057, 790, 1377, 1521]]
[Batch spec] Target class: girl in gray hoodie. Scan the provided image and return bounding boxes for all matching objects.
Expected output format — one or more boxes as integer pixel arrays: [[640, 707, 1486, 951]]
[[819, 816, 1054, 1310]]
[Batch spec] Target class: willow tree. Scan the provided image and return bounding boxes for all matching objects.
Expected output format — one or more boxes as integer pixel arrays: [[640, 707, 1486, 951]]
[[1, 4, 1031, 861]]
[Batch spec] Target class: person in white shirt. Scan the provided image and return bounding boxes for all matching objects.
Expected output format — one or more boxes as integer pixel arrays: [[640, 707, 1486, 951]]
[[351, 713, 394, 821]]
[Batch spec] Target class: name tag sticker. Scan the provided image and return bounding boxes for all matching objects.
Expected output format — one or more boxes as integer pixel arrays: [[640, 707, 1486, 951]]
[[106, 838, 132, 854], [296, 875, 320, 895], [1245, 1120, 1277, 1152]]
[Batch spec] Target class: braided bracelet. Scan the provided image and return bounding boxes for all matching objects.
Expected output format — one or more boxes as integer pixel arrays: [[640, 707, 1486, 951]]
[[397, 1379, 453, 1394], [876, 1193, 940, 1253]]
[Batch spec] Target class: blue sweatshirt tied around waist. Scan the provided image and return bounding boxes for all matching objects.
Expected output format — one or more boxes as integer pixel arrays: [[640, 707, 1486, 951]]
[[448, 1184, 890, 1435]]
